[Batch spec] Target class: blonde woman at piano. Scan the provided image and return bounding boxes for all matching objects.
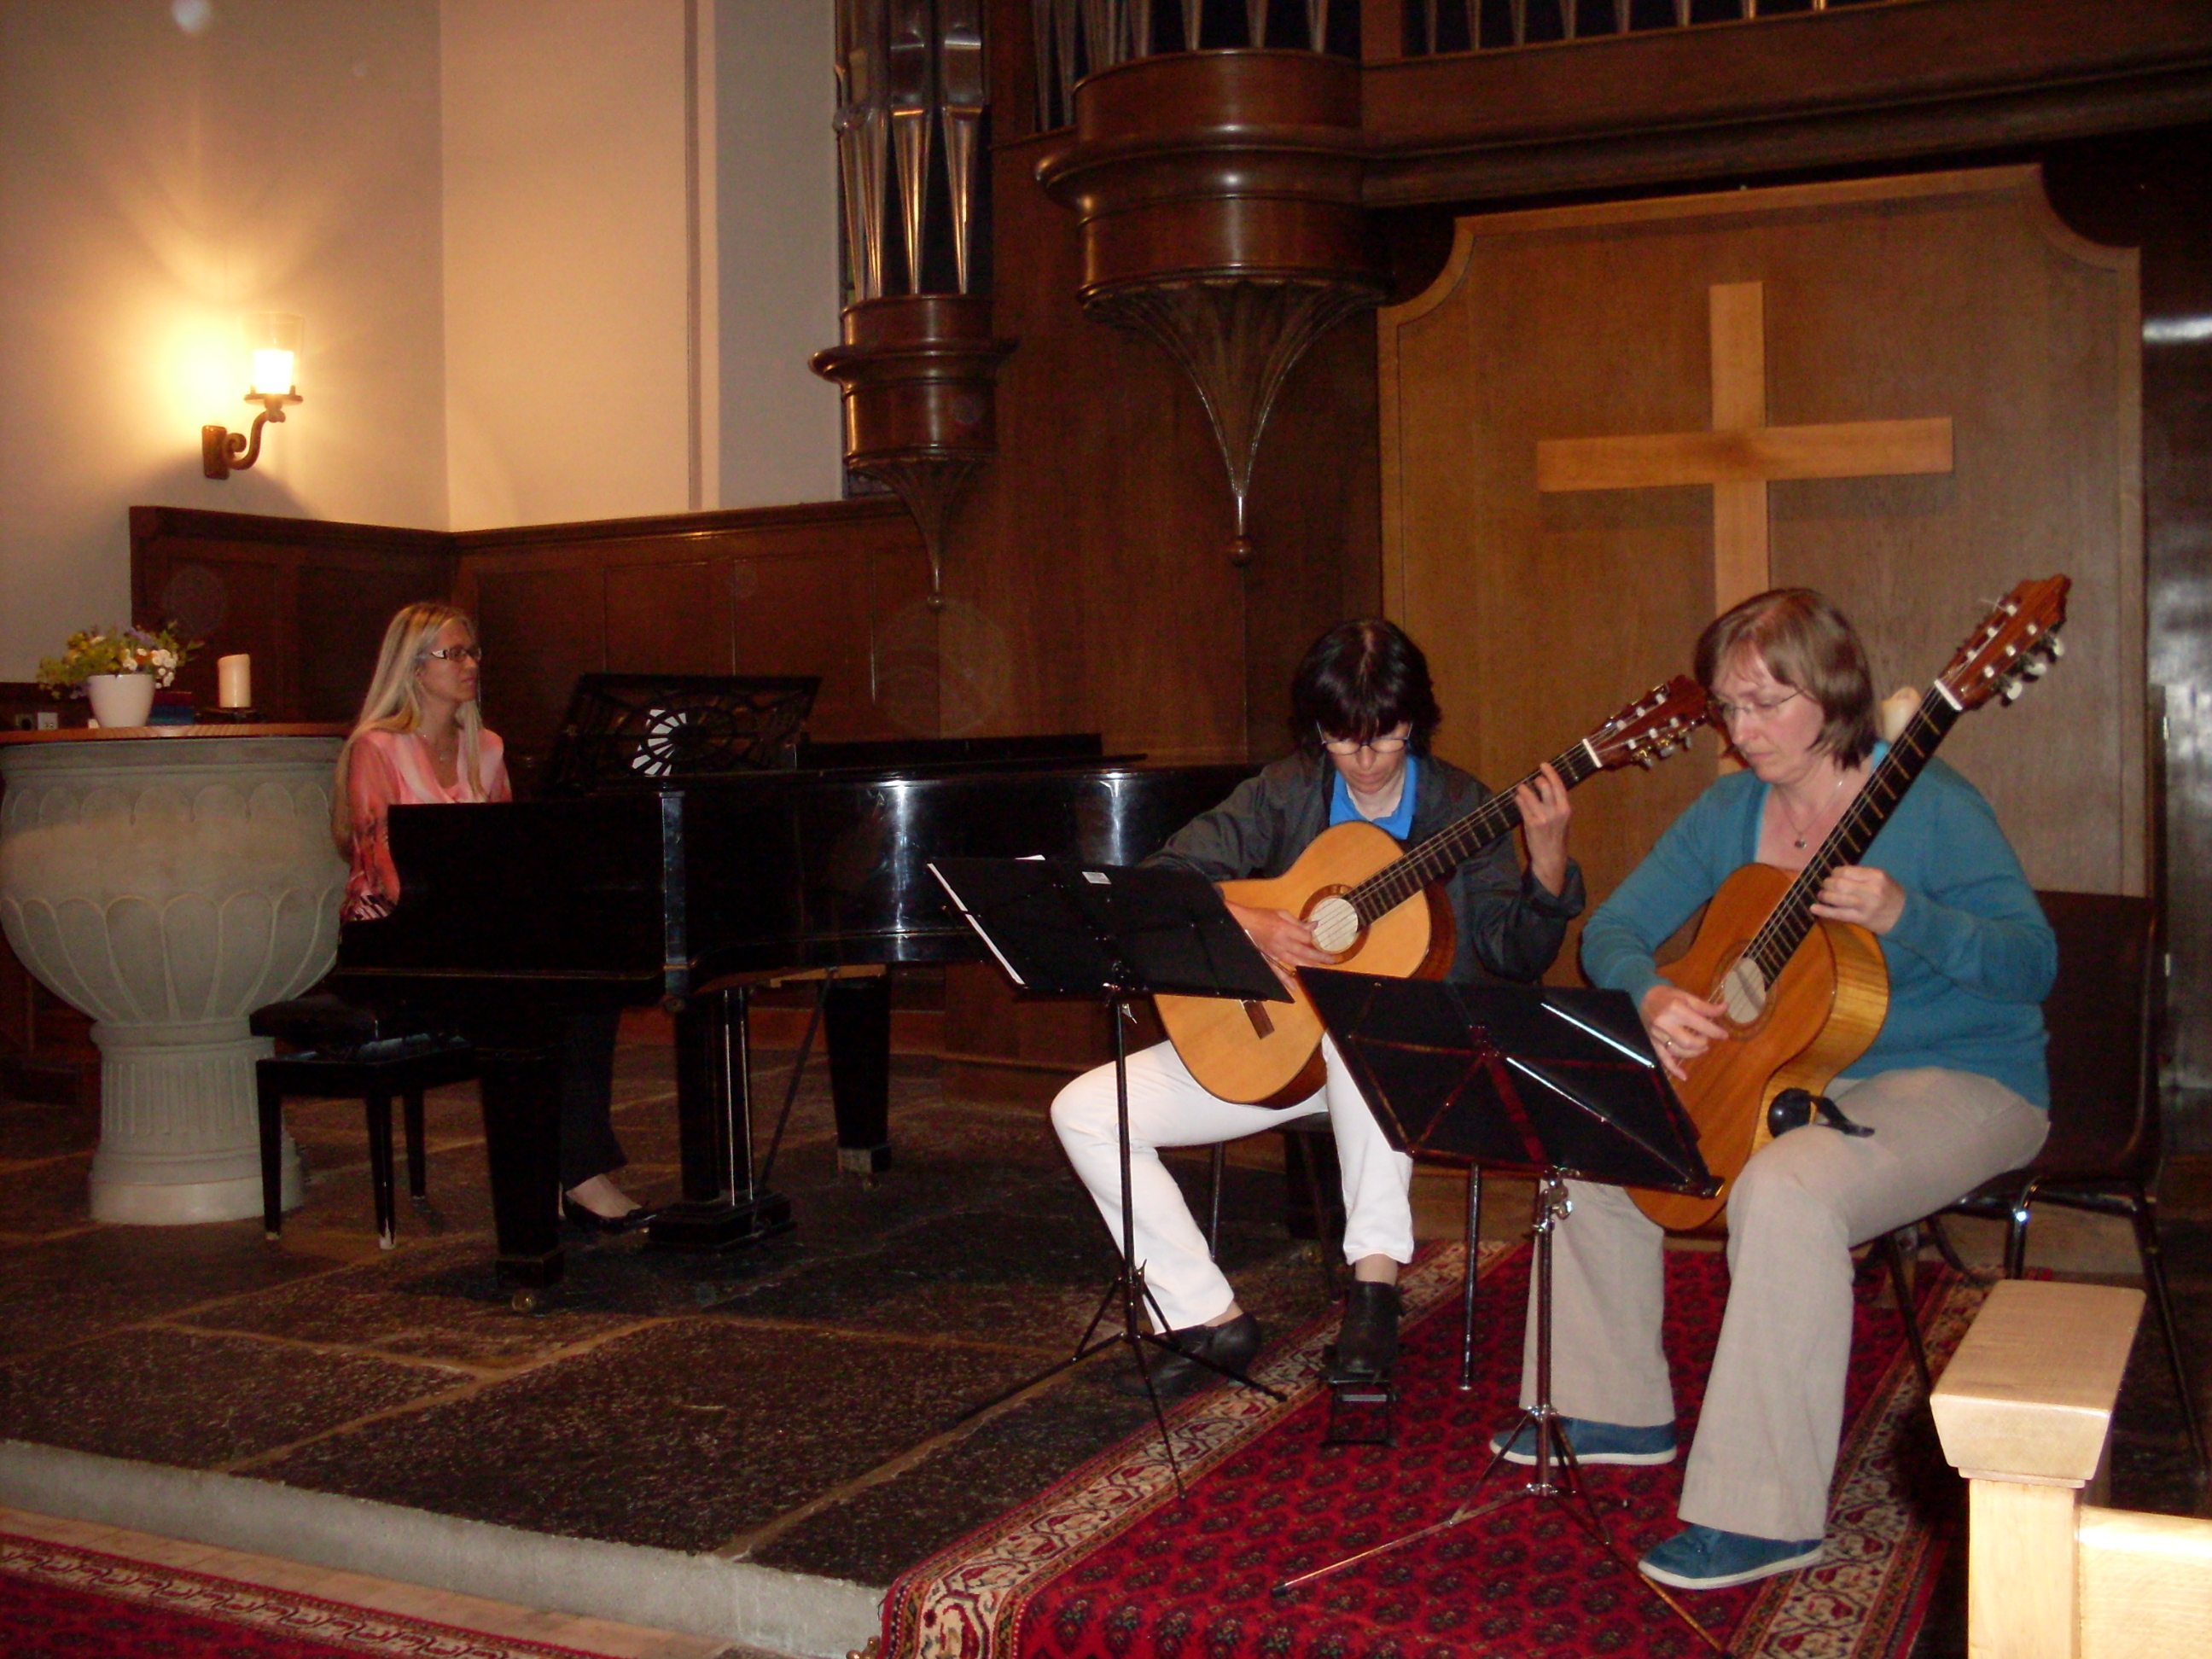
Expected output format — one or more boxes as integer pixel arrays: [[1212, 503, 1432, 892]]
[[332, 602, 650, 1232]]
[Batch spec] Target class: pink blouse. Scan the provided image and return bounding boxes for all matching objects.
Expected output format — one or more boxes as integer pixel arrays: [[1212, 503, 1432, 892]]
[[341, 726, 512, 922]]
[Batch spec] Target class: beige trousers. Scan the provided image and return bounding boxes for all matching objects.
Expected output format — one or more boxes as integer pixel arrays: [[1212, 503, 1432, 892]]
[[1521, 1067, 2049, 1542]]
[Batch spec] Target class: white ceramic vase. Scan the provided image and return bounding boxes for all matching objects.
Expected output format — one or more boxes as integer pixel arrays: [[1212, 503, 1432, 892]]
[[0, 734, 346, 1224], [84, 672, 156, 729]]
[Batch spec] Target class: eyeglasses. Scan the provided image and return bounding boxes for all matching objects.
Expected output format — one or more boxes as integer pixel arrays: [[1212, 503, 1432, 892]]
[[1710, 688, 1804, 727], [421, 644, 483, 663], [1318, 728, 1409, 756]]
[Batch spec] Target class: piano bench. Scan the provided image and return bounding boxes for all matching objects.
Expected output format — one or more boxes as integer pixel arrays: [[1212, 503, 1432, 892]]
[[252, 997, 478, 1250]]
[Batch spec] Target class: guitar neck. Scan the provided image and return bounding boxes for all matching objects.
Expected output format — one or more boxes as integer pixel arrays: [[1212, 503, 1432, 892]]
[[1746, 688, 1962, 979], [1347, 738, 1603, 925]]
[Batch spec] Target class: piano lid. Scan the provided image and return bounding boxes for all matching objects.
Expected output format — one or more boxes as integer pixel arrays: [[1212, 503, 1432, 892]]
[[337, 754, 1254, 998]]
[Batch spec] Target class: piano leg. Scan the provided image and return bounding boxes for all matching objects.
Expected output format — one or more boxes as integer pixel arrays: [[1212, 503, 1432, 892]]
[[474, 1020, 565, 1305], [649, 987, 795, 1252], [824, 971, 894, 1178]]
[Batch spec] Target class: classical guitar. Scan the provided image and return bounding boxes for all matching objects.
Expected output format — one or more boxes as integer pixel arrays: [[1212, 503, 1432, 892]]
[[1631, 576, 2071, 1231], [1155, 677, 1710, 1106]]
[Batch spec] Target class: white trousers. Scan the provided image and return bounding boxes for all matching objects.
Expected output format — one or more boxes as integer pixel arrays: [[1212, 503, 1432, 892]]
[[1051, 1036, 1416, 1330], [1522, 1067, 2049, 1541]]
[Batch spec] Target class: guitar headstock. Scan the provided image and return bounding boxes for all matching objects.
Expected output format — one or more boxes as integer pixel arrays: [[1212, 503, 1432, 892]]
[[1937, 576, 2071, 713], [1588, 675, 1711, 771]]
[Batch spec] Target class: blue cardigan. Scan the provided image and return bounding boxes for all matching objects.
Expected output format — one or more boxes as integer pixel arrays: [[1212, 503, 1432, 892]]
[[1580, 753, 2054, 1107]]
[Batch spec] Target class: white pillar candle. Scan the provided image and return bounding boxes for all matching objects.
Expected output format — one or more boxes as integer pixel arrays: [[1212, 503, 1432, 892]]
[[217, 654, 252, 709]]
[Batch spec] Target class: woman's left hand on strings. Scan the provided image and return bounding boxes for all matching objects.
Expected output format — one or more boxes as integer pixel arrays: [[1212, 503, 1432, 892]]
[[1515, 761, 1573, 896], [1811, 864, 1905, 935]]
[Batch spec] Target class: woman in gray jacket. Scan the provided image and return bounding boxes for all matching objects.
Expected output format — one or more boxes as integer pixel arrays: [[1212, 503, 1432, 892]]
[[1051, 619, 1582, 1396]]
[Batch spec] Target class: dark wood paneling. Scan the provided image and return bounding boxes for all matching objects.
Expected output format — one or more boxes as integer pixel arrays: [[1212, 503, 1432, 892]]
[[130, 499, 941, 789], [1241, 312, 1384, 759], [604, 562, 730, 675], [452, 498, 937, 784], [296, 562, 454, 722], [131, 507, 456, 722], [468, 564, 606, 765], [1360, 0, 2212, 207]]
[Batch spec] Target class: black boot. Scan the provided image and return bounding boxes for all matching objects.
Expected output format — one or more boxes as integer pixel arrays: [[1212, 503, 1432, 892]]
[[1332, 1281, 1401, 1381], [1115, 1312, 1263, 1400]]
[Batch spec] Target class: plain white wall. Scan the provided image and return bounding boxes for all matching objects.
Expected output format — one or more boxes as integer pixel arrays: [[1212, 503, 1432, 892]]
[[0, 0, 447, 679], [441, 0, 696, 530], [714, 0, 842, 509], [0, 0, 842, 677]]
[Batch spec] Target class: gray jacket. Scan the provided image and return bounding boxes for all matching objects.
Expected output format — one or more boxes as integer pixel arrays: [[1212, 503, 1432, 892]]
[[1145, 751, 1584, 984]]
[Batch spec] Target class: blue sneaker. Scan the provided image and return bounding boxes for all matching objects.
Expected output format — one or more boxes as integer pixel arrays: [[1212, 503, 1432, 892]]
[[1638, 1524, 1825, 1590], [1487, 1415, 1677, 1466]]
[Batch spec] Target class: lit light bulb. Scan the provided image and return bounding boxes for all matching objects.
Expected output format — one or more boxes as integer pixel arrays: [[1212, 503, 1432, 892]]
[[250, 347, 295, 396]]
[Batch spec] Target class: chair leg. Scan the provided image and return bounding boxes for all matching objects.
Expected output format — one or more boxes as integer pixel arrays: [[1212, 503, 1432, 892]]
[[1206, 1142, 1225, 1260], [1302, 1138, 1340, 1300], [1881, 1228, 1936, 1399], [365, 1087, 398, 1249], [2004, 1184, 2039, 1279], [256, 1065, 286, 1240], [403, 1086, 428, 1200], [2128, 1187, 2209, 1479]]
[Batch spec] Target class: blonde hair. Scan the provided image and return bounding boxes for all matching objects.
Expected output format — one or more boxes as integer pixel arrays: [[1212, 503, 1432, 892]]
[[331, 602, 488, 847]]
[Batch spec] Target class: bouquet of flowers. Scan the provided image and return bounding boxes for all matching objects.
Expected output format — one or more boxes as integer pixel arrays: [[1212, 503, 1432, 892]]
[[36, 623, 198, 696]]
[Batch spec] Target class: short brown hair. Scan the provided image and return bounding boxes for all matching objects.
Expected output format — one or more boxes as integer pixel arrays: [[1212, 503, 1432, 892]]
[[1289, 620, 1443, 758], [1695, 589, 1877, 767]]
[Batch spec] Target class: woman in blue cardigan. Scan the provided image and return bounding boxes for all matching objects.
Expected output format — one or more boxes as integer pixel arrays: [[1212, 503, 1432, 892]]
[[1493, 588, 2053, 1592]]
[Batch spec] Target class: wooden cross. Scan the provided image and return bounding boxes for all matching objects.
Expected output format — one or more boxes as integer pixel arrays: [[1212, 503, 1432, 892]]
[[1535, 282, 1953, 615]]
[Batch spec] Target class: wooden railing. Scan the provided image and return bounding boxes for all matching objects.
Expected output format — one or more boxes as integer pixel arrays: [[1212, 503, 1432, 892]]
[[1382, 0, 1907, 59], [1931, 1278, 2212, 1657], [1026, 0, 1915, 125]]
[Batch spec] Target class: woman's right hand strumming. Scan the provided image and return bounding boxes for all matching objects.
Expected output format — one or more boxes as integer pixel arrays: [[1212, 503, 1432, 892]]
[[1226, 899, 1336, 992], [1641, 983, 1730, 1080]]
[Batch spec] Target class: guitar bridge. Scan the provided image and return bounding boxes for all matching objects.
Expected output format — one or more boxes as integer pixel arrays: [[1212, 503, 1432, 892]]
[[1243, 1000, 1274, 1038]]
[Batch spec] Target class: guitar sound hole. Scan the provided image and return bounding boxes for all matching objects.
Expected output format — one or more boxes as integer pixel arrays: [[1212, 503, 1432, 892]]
[[1307, 895, 1360, 955], [1720, 958, 1768, 1025]]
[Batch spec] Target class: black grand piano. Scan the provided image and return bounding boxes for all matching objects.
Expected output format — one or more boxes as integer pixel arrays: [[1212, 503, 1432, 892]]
[[334, 674, 1249, 1304]]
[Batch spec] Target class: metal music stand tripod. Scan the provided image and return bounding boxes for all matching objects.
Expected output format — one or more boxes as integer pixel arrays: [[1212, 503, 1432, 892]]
[[1283, 970, 1730, 1658], [928, 857, 1291, 1487]]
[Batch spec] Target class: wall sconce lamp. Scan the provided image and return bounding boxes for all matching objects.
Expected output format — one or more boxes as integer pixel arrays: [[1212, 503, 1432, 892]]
[[202, 313, 304, 480]]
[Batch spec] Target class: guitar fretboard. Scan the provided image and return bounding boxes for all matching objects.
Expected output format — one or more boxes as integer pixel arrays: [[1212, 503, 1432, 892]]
[[1346, 739, 1604, 924], [1743, 689, 1962, 982]]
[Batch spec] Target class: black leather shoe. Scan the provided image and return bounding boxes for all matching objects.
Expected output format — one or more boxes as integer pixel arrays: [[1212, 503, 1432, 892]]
[[1115, 1312, 1263, 1400], [1330, 1281, 1401, 1381], [562, 1197, 658, 1235]]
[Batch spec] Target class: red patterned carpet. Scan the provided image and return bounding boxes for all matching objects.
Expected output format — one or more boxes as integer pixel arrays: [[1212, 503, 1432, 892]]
[[885, 1240, 1982, 1659], [0, 1531, 613, 1659]]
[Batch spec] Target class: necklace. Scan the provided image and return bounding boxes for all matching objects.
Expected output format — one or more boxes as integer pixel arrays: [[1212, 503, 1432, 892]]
[[1777, 770, 1850, 850]]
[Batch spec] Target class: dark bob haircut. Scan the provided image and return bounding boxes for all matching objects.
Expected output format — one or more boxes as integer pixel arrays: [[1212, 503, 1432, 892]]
[[1694, 588, 1878, 768], [1289, 619, 1443, 759]]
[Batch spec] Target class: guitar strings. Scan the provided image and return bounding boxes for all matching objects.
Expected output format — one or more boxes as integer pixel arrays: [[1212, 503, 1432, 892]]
[[1343, 743, 1598, 923], [1743, 693, 1959, 982]]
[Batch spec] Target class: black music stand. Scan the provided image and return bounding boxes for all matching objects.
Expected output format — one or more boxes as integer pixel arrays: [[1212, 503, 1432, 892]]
[[539, 673, 819, 794], [929, 857, 1291, 1483], [1284, 970, 1729, 1658]]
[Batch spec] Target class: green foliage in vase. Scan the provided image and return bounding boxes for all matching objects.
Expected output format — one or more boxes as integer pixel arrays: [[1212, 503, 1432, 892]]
[[37, 622, 200, 696]]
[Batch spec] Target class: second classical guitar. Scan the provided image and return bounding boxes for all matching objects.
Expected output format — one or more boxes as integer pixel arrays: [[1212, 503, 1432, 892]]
[[1632, 577, 2070, 1231], [1155, 678, 1710, 1105]]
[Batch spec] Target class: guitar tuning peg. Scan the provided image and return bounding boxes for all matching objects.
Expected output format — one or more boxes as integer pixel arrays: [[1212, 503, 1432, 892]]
[[1638, 754, 1656, 771], [2024, 658, 2049, 678], [2049, 635, 2066, 659], [2000, 678, 2023, 702]]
